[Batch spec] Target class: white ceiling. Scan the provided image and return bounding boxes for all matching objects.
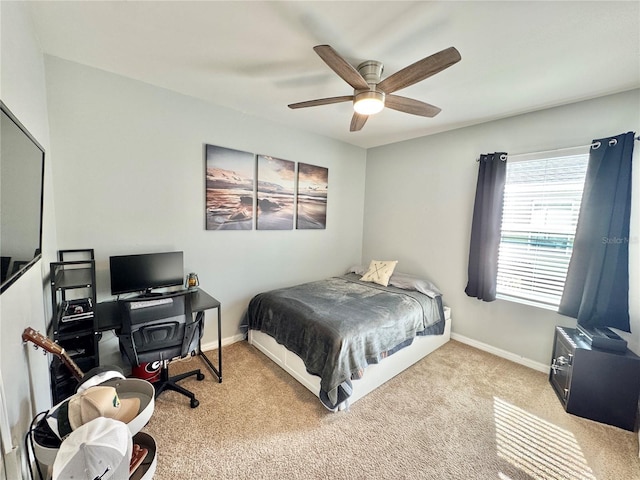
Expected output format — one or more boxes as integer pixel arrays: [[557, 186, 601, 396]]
[[26, 1, 640, 149]]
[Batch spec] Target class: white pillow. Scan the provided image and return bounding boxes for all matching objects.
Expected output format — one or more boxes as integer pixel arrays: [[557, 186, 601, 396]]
[[388, 272, 442, 298], [360, 260, 398, 287]]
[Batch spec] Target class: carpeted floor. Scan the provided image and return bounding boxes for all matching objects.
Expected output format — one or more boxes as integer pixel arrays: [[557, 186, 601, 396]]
[[143, 340, 640, 479]]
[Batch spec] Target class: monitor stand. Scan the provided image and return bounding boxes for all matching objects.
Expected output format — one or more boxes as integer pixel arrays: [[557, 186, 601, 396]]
[[139, 289, 163, 298]]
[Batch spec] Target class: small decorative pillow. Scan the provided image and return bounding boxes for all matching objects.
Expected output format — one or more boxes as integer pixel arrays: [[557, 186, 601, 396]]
[[360, 260, 398, 287]]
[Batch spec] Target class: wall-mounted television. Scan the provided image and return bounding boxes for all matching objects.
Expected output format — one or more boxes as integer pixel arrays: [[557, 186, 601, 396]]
[[109, 251, 184, 296], [0, 101, 45, 294]]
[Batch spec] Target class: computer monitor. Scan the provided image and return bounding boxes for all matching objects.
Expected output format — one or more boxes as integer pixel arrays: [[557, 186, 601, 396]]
[[109, 251, 184, 296]]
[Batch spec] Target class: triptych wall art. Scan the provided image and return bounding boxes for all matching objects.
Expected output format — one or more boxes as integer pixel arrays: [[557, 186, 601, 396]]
[[205, 144, 328, 231]]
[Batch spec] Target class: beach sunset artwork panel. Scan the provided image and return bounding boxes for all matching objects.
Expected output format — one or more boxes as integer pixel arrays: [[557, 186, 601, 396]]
[[257, 155, 295, 230], [296, 163, 328, 230], [205, 145, 255, 230]]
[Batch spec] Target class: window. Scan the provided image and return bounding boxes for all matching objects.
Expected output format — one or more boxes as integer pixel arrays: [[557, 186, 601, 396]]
[[496, 153, 588, 309]]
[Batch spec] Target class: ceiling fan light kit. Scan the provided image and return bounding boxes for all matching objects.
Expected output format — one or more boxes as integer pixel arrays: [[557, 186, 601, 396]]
[[288, 44, 461, 132], [353, 90, 385, 115]]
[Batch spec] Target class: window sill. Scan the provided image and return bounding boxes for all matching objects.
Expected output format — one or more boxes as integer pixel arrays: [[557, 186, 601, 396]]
[[496, 293, 559, 312]]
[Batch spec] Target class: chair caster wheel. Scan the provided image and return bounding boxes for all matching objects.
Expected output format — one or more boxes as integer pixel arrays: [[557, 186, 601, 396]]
[[197, 373, 205, 381], [191, 399, 199, 408]]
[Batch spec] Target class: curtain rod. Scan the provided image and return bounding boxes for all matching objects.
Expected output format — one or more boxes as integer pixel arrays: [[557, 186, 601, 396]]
[[479, 135, 640, 162]]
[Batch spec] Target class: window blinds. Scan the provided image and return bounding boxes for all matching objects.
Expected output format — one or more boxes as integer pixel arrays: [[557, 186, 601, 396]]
[[496, 154, 588, 308]]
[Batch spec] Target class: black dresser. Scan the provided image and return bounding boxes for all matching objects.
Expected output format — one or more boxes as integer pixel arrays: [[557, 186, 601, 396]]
[[549, 326, 640, 431]]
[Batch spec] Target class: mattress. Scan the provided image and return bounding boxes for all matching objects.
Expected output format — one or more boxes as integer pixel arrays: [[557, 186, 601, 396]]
[[246, 273, 448, 409]]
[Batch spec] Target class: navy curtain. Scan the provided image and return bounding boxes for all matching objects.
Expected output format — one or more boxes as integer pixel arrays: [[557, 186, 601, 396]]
[[558, 132, 635, 332], [465, 153, 507, 301]]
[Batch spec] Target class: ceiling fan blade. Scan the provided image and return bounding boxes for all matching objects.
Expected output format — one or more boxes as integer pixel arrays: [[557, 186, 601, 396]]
[[288, 95, 354, 109], [314, 45, 370, 91], [386, 95, 442, 117], [377, 46, 461, 94], [350, 112, 368, 132]]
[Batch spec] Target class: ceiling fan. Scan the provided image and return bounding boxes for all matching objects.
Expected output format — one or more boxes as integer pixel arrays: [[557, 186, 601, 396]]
[[288, 45, 461, 132]]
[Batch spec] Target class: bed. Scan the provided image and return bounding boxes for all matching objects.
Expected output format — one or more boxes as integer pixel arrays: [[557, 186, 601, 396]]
[[246, 269, 451, 411]]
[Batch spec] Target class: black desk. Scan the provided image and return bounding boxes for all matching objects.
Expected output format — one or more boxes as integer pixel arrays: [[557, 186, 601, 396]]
[[95, 288, 222, 382]]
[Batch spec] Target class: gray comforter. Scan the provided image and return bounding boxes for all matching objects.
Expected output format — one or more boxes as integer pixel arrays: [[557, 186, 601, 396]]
[[245, 273, 446, 409]]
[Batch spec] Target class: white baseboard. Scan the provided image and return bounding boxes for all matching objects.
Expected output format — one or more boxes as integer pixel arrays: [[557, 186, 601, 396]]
[[450, 333, 549, 373], [203, 333, 550, 373], [201, 333, 244, 353]]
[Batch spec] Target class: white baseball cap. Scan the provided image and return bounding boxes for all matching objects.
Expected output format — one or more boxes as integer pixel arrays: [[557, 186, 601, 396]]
[[52, 417, 132, 480]]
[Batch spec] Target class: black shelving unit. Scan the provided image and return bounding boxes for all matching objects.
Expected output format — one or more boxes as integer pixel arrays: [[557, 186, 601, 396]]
[[49, 249, 98, 403]]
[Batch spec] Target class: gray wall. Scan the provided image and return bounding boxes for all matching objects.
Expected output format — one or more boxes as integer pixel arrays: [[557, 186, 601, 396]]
[[363, 89, 640, 366], [0, 2, 57, 478], [44, 55, 367, 349]]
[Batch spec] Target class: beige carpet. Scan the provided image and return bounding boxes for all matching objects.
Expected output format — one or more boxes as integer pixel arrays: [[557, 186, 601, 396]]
[[143, 340, 640, 479]]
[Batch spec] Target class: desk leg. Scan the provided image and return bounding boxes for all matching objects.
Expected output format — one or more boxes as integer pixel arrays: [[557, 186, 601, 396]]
[[197, 307, 222, 383]]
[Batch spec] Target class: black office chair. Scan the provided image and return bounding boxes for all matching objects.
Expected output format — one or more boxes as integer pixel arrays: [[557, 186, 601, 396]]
[[118, 291, 205, 408]]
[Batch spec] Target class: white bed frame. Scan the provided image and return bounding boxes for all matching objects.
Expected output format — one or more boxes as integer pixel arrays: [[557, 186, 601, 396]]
[[248, 307, 451, 410]]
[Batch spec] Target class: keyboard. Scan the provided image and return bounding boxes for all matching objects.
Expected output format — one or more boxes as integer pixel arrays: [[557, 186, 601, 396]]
[[129, 297, 174, 310]]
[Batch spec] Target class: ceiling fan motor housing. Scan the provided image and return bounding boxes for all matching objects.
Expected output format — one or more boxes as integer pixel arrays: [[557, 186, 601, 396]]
[[357, 60, 384, 84], [354, 60, 385, 114]]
